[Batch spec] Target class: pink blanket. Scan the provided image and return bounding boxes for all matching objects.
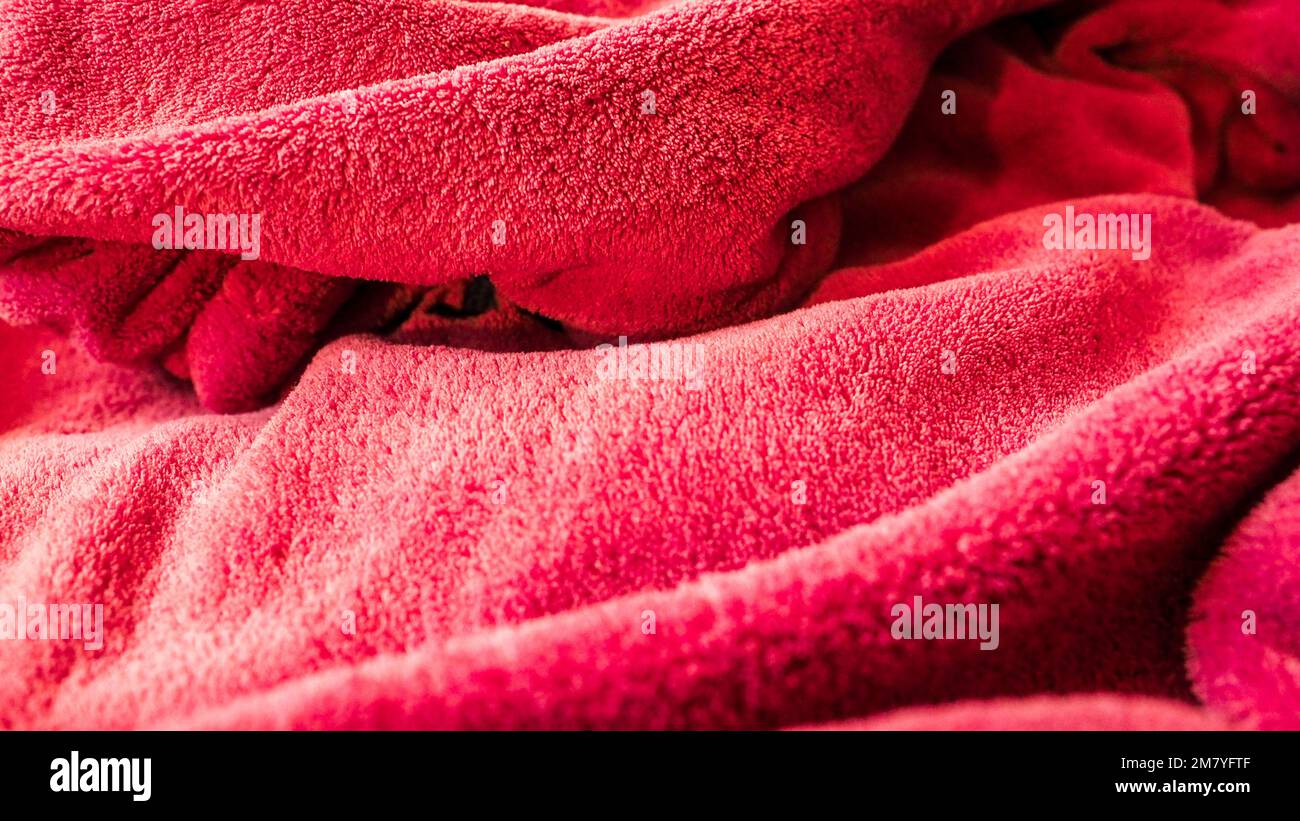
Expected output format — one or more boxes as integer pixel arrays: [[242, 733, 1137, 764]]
[[1, 0, 1298, 729]]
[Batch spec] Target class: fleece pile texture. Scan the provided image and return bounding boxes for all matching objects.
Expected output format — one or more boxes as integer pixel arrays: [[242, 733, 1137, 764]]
[[1, 0, 1298, 729]]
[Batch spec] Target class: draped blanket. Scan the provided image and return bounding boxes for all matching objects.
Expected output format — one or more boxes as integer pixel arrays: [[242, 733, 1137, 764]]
[[1, 0, 1297, 729]]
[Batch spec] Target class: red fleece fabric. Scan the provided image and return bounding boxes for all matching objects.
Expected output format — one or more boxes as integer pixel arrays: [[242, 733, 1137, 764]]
[[1, 0, 1298, 730], [1188, 465, 1300, 731], [807, 695, 1236, 731]]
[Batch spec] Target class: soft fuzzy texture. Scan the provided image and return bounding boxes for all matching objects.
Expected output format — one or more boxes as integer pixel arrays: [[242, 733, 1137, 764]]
[[1, 0, 1298, 730], [805, 695, 1236, 731], [1188, 465, 1300, 731]]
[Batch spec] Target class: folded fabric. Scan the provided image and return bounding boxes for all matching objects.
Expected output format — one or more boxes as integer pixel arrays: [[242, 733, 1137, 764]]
[[1, 0, 1299, 730], [1, 0, 1051, 409], [805, 695, 1235, 731], [3, 194, 1298, 729], [1188, 465, 1300, 731]]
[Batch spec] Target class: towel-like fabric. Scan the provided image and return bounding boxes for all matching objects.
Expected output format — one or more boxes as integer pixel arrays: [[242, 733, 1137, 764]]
[[1, 0, 1298, 729], [1188, 464, 1300, 731], [806, 695, 1235, 731], [0, 0, 1045, 410]]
